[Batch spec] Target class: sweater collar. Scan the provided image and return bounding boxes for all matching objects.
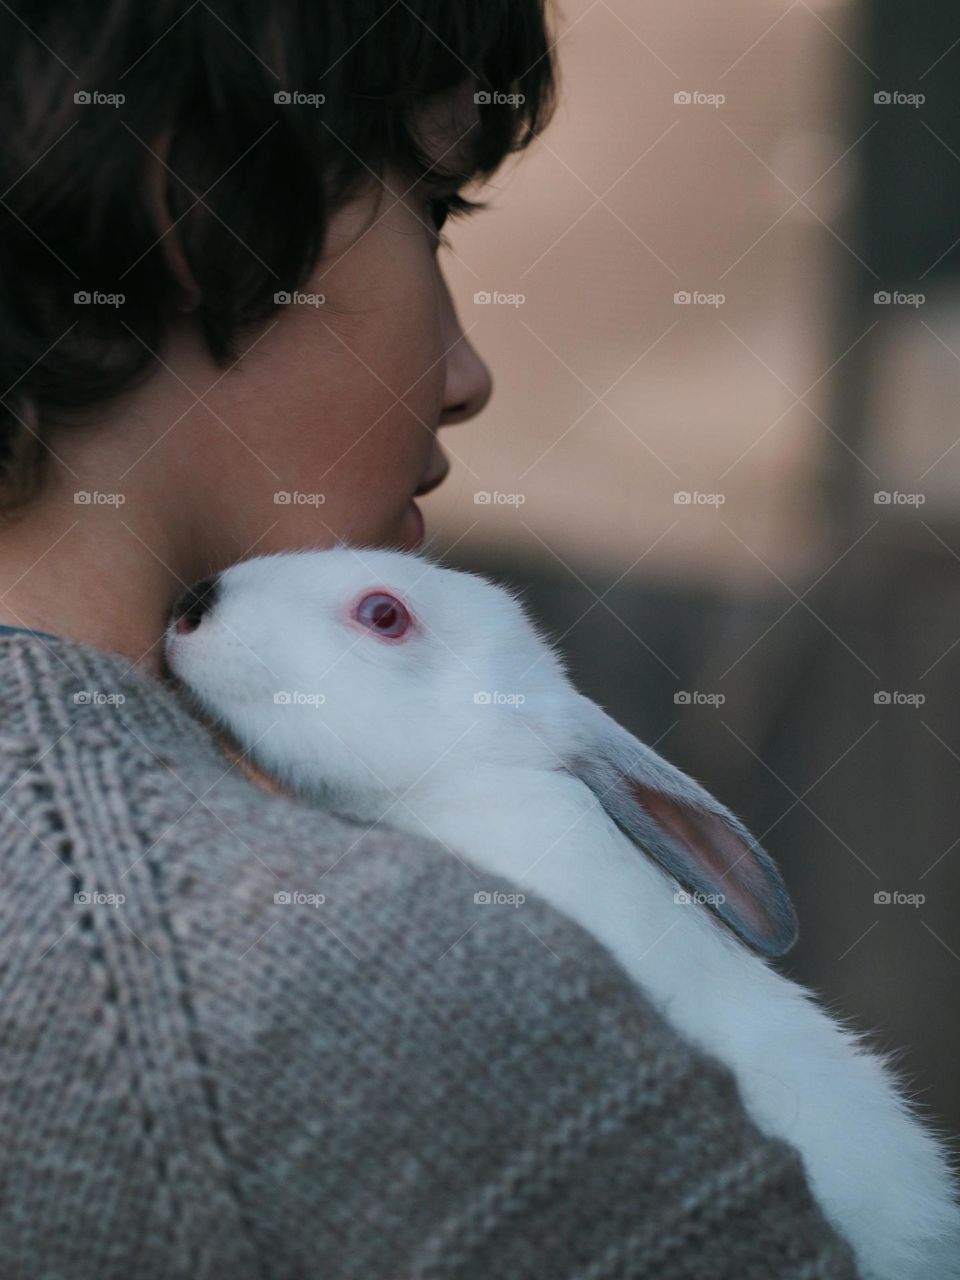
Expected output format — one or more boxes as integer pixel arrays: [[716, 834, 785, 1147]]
[[0, 624, 61, 641]]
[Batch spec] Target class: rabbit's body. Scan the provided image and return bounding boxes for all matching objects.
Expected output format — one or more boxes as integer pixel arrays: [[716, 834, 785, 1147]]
[[389, 764, 958, 1280], [165, 547, 960, 1279]]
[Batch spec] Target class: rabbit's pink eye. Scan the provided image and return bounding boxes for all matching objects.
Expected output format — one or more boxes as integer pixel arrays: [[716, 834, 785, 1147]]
[[353, 591, 412, 639]]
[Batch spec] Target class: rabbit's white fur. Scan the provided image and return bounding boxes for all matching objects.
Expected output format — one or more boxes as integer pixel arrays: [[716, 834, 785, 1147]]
[[165, 547, 960, 1279]]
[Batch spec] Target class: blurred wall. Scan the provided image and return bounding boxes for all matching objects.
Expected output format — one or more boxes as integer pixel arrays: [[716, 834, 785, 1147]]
[[426, 0, 858, 582], [423, 0, 960, 1148]]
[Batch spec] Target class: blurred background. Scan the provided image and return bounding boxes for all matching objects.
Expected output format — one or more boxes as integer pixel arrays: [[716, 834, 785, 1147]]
[[421, 0, 960, 1146]]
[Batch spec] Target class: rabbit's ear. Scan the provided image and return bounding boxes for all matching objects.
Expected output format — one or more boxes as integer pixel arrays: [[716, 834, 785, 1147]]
[[567, 698, 798, 957]]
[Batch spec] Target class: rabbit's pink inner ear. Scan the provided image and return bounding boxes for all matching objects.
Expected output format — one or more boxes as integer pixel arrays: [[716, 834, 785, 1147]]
[[628, 780, 792, 951]]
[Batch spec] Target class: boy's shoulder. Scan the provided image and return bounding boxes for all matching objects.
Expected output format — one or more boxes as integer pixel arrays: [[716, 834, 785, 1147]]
[[0, 634, 860, 1279], [1, 630, 672, 1061]]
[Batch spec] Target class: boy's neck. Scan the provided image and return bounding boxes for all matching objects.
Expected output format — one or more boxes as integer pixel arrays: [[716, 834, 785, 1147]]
[[0, 495, 193, 678]]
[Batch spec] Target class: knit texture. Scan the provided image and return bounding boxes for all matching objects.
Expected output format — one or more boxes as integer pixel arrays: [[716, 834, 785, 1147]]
[[0, 632, 861, 1279]]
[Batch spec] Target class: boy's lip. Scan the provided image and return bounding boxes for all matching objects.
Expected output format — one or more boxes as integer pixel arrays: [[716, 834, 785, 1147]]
[[406, 500, 425, 549], [395, 451, 448, 550], [413, 455, 450, 497]]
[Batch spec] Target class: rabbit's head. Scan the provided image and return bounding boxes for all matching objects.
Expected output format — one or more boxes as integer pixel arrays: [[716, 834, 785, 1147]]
[[164, 546, 573, 796], [165, 547, 797, 957]]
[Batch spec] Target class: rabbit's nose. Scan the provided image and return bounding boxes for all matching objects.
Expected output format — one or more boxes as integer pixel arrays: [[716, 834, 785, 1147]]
[[173, 575, 220, 634]]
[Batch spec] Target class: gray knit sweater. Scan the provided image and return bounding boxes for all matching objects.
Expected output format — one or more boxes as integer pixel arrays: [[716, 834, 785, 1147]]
[[0, 631, 860, 1279]]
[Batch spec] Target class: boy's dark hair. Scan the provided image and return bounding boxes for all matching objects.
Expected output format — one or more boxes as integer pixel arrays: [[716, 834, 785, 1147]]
[[0, 1, 557, 505]]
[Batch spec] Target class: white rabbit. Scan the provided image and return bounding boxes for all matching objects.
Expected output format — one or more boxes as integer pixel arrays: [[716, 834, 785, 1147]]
[[165, 546, 960, 1279]]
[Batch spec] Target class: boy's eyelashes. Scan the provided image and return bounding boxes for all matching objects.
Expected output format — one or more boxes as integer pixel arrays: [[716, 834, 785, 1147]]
[[427, 192, 485, 244]]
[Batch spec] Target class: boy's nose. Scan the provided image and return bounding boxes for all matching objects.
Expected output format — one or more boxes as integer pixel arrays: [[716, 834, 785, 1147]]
[[438, 278, 493, 426]]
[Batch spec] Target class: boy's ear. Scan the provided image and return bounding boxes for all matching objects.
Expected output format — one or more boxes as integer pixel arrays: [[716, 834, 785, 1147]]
[[567, 698, 798, 958], [146, 127, 202, 313]]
